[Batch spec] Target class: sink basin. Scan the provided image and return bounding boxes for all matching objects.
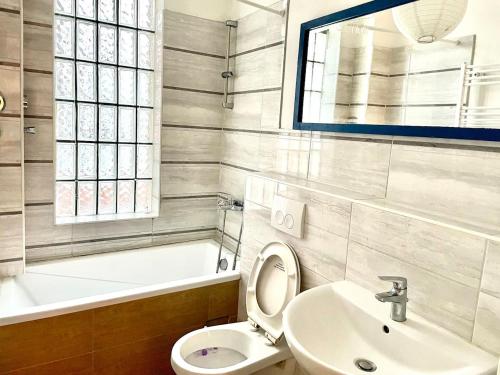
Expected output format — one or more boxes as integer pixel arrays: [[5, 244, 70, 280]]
[[283, 281, 497, 375]]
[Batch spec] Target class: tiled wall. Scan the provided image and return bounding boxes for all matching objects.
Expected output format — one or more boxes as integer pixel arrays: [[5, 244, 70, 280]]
[[22, 7, 225, 263], [240, 173, 500, 356], [0, 0, 24, 275]]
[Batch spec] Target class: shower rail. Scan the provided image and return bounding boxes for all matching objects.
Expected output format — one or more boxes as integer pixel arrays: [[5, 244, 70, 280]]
[[222, 20, 238, 109]]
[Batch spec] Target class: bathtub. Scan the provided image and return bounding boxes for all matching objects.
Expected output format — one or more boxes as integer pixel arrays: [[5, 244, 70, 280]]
[[0, 239, 240, 326]]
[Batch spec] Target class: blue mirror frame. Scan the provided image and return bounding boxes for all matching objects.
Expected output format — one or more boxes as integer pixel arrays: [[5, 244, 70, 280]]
[[292, 0, 500, 142]]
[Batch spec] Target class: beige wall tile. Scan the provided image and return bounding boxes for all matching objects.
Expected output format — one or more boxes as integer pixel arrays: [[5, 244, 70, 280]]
[[0, 166, 22, 211], [0, 260, 23, 277], [0, 11, 21, 64], [23, 0, 53, 25], [308, 135, 391, 197], [0, 117, 21, 163], [72, 218, 153, 241], [153, 197, 218, 233], [219, 164, 249, 201], [23, 23, 52, 72], [163, 89, 223, 127], [24, 72, 52, 117], [349, 204, 486, 288], [0, 66, 21, 115], [223, 92, 263, 131], [0, 213, 23, 260], [243, 201, 348, 283], [163, 49, 224, 93], [258, 132, 310, 178], [0, 0, 20, 10], [472, 293, 500, 355], [482, 241, 500, 299], [26, 243, 72, 262], [25, 162, 53, 204], [161, 127, 221, 162], [164, 11, 226, 56], [24, 118, 53, 161], [160, 164, 220, 196], [25, 205, 72, 246], [346, 241, 477, 339], [222, 131, 260, 171], [387, 142, 500, 229]]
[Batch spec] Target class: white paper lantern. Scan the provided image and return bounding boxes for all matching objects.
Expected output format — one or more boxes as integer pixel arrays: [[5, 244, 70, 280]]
[[392, 0, 468, 44]]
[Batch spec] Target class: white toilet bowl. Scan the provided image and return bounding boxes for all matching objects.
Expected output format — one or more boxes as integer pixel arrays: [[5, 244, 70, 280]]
[[171, 242, 301, 375], [171, 322, 291, 375]]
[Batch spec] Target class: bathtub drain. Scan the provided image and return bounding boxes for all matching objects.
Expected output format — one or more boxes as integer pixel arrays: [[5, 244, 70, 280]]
[[354, 358, 377, 372]]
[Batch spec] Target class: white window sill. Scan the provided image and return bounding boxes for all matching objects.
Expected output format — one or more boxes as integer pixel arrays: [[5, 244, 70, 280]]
[[55, 212, 159, 226]]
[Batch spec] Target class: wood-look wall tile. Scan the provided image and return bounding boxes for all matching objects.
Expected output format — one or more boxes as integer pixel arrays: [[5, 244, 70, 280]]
[[472, 292, 500, 355], [3, 354, 93, 375], [163, 89, 223, 127], [387, 142, 500, 229], [24, 72, 52, 117], [24, 118, 53, 161], [349, 204, 486, 288], [93, 287, 211, 350], [25, 205, 72, 246], [152, 197, 218, 233], [345, 241, 477, 339], [0, 166, 22, 211], [160, 164, 220, 197], [308, 135, 391, 198], [0, 214, 23, 260], [161, 127, 221, 162], [23, 23, 52, 72], [0, 311, 92, 373], [0, 11, 21, 64], [93, 334, 178, 375], [24, 162, 53, 204], [164, 11, 226, 56], [163, 49, 224, 93], [208, 280, 239, 320], [0, 117, 21, 163], [23, 0, 53, 25], [0, 66, 21, 115]]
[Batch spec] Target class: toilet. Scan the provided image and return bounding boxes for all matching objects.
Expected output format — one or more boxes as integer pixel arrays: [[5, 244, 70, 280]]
[[171, 242, 301, 375]]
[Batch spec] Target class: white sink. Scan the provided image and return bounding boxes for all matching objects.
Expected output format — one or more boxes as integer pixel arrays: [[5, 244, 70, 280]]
[[283, 281, 497, 375]]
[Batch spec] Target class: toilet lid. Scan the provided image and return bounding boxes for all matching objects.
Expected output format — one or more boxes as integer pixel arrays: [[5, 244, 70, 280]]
[[246, 242, 300, 344]]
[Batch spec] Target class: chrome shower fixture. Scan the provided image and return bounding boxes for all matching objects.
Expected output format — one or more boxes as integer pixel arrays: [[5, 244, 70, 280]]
[[217, 193, 244, 211], [222, 20, 238, 109]]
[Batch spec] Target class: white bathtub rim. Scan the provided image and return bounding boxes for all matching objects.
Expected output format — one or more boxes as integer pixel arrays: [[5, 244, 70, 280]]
[[0, 270, 240, 327]]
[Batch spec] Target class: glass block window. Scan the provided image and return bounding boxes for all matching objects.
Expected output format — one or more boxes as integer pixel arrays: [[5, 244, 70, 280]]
[[54, 0, 156, 219]]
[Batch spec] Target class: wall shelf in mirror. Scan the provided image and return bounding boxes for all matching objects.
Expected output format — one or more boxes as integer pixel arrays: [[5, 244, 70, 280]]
[[293, 0, 500, 141]]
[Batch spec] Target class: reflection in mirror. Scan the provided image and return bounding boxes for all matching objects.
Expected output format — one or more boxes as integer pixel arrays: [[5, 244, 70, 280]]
[[301, 8, 475, 127]]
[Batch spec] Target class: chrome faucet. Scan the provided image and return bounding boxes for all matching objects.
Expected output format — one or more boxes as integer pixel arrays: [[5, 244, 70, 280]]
[[375, 276, 408, 322]]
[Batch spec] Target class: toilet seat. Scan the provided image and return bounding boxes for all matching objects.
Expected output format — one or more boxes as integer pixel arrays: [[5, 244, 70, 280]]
[[245, 242, 300, 344], [171, 242, 300, 375]]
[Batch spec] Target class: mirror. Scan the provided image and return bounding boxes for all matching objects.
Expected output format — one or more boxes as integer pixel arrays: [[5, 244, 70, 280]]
[[293, 0, 500, 141]]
